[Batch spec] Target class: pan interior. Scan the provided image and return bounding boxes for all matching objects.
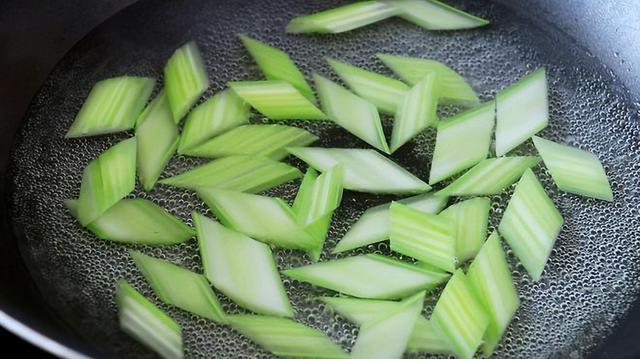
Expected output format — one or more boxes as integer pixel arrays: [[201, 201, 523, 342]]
[[7, 0, 640, 357]]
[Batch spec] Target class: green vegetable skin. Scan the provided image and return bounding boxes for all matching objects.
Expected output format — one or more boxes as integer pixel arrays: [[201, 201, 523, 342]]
[[193, 212, 293, 317], [228, 315, 347, 358], [159, 155, 301, 192], [178, 89, 250, 154], [164, 41, 210, 122], [286, 1, 400, 34], [499, 169, 563, 281], [65, 199, 193, 245], [185, 124, 318, 160], [66, 76, 155, 138], [333, 193, 448, 253], [135, 91, 179, 191], [239, 34, 315, 101], [229, 80, 326, 120], [389, 202, 457, 272], [288, 147, 430, 194], [116, 280, 183, 359], [351, 291, 425, 359], [131, 251, 226, 323], [384, 0, 489, 30], [442, 197, 490, 262], [77, 137, 137, 226], [314, 74, 390, 153], [284, 254, 449, 299], [532, 136, 613, 201], [467, 231, 519, 356]]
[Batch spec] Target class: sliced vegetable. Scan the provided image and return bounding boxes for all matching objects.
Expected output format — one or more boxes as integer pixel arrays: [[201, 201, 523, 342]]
[[116, 280, 183, 359], [431, 269, 488, 359], [131, 251, 226, 323], [327, 58, 409, 115], [384, 0, 489, 30], [184, 124, 318, 160], [390, 74, 438, 152], [351, 291, 425, 359], [495, 68, 548, 156], [532, 136, 613, 201], [197, 188, 315, 250], [227, 315, 347, 358], [284, 254, 449, 299], [178, 89, 250, 154], [65, 199, 193, 245], [66, 76, 155, 138], [429, 101, 495, 184], [287, 147, 430, 194], [239, 34, 315, 101], [377, 53, 479, 106], [441, 197, 490, 262], [286, 1, 400, 34], [229, 80, 326, 120], [314, 74, 389, 153], [193, 212, 293, 317], [163, 41, 209, 122], [77, 137, 137, 226], [467, 231, 519, 356], [135, 91, 179, 191], [389, 202, 457, 272], [498, 169, 563, 281], [333, 193, 447, 253], [320, 295, 450, 354], [436, 156, 540, 197], [159, 155, 301, 192], [293, 165, 344, 260]]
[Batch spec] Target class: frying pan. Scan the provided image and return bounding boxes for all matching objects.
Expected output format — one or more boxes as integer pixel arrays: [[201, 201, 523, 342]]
[[1, 0, 640, 357]]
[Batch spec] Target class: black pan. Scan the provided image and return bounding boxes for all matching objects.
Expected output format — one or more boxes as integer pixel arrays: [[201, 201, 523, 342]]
[[1, 0, 640, 357]]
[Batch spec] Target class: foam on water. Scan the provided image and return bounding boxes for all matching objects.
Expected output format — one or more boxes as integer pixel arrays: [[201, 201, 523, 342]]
[[7, 0, 640, 357]]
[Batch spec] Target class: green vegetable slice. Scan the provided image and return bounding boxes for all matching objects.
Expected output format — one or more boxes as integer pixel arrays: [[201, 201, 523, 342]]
[[197, 188, 315, 250], [228, 315, 348, 358], [377, 53, 479, 106], [65, 199, 193, 245], [239, 34, 315, 102], [333, 193, 448, 253], [287, 147, 430, 194], [193, 212, 293, 317], [293, 165, 344, 260], [498, 169, 563, 281], [429, 101, 495, 184], [495, 68, 548, 156], [135, 91, 179, 191], [116, 280, 183, 359], [229, 80, 326, 120], [467, 231, 519, 356], [164, 41, 209, 122], [314, 74, 390, 153], [532, 136, 613, 201], [351, 291, 425, 359], [159, 155, 301, 192], [77, 137, 137, 226], [384, 0, 489, 30], [284, 254, 449, 299], [178, 89, 250, 154], [66, 76, 155, 138], [131, 251, 226, 323], [431, 269, 488, 359], [286, 1, 400, 34], [390, 74, 438, 153], [436, 156, 540, 197], [327, 58, 409, 115], [441, 197, 490, 262], [184, 124, 318, 160], [319, 296, 450, 353], [389, 202, 457, 272]]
